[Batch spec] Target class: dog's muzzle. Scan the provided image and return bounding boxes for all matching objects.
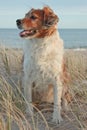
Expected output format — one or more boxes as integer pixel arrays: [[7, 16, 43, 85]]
[[16, 19, 22, 29]]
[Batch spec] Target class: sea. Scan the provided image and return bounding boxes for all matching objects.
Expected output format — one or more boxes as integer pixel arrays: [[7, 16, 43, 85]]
[[0, 28, 87, 49]]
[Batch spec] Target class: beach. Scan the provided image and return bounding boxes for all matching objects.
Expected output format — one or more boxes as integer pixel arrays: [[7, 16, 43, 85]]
[[0, 47, 87, 130]]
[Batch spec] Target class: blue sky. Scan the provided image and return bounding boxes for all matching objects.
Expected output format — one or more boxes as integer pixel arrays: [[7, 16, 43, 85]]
[[0, 0, 87, 28]]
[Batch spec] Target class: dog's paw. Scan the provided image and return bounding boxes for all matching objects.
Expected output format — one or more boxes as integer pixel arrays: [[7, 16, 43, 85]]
[[25, 104, 33, 116], [53, 111, 63, 124]]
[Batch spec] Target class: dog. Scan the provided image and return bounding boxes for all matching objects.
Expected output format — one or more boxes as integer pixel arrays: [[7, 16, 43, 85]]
[[16, 6, 68, 123]]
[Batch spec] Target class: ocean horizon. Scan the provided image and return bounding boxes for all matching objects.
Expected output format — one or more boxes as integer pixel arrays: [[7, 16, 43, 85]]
[[0, 28, 87, 49]]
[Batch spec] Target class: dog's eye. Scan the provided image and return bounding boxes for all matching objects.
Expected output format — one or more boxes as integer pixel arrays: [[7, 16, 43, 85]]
[[30, 15, 37, 20]]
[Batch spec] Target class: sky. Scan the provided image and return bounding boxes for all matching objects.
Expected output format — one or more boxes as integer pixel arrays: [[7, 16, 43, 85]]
[[0, 0, 87, 28]]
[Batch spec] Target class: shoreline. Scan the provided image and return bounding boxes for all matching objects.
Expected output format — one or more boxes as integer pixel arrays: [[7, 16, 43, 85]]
[[0, 44, 87, 51]]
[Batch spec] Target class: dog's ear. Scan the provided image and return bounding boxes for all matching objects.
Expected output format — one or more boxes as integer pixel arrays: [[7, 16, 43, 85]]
[[43, 6, 59, 27]]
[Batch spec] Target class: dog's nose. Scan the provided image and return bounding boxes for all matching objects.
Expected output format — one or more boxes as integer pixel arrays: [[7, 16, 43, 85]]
[[16, 19, 22, 26]]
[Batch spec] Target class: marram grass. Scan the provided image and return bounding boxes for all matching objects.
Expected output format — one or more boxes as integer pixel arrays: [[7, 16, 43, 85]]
[[0, 47, 87, 130]]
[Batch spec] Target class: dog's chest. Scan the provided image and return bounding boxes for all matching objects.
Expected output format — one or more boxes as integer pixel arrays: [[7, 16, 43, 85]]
[[23, 36, 63, 84]]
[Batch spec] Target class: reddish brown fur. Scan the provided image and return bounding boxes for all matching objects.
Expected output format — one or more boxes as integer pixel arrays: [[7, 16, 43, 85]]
[[36, 28, 56, 38], [46, 61, 72, 104], [19, 6, 58, 38]]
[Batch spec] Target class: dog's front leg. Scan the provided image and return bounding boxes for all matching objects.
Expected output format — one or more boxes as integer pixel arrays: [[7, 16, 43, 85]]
[[53, 78, 63, 123], [23, 76, 33, 116]]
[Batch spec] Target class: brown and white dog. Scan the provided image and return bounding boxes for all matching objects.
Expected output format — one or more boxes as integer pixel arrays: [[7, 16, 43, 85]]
[[16, 6, 68, 123]]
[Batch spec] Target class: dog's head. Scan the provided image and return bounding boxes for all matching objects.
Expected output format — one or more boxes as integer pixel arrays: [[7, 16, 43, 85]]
[[16, 6, 59, 38]]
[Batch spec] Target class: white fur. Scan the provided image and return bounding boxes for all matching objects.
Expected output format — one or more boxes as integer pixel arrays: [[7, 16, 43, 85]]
[[23, 30, 64, 123]]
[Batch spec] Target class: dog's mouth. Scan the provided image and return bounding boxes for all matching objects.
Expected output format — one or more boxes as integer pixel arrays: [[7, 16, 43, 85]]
[[20, 29, 38, 38]]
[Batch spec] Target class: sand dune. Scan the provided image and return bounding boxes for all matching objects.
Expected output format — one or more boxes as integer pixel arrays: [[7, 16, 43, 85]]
[[0, 47, 87, 130]]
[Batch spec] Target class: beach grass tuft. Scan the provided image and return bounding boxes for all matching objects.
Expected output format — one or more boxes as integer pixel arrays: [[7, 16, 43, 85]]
[[0, 47, 87, 130]]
